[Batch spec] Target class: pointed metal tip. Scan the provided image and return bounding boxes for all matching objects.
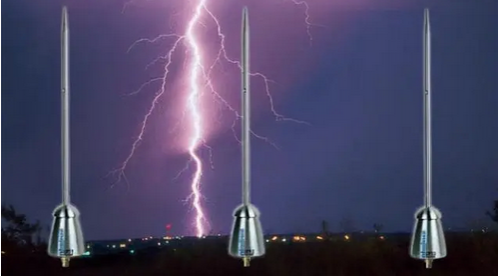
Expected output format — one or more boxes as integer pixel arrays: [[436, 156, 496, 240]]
[[424, 8, 430, 24], [62, 6, 68, 29], [242, 7, 249, 24], [242, 6, 249, 41]]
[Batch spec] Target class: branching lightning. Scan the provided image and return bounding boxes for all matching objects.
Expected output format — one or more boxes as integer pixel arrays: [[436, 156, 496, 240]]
[[290, 0, 313, 44], [111, 0, 315, 237]]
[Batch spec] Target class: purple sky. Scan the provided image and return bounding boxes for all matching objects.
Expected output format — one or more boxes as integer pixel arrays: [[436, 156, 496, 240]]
[[3, 0, 498, 240]]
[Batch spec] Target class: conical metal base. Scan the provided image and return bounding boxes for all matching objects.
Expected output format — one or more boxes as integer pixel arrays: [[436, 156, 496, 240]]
[[228, 204, 265, 266], [409, 206, 447, 268], [47, 204, 85, 267]]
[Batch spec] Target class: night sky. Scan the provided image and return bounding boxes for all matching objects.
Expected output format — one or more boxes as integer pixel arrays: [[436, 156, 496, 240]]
[[3, 0, 497, 241]]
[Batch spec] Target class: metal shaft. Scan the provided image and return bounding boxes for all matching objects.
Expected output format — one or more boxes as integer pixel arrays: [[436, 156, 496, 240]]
[[241, 7, 251, 206], [423, 8, 432, 207], [61, 7, 71, 205]]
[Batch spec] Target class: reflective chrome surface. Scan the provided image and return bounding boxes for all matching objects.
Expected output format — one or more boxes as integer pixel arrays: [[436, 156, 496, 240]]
[[410, 206, 447, 268], [228, 204, 265, 266], [47, 204, 85, 267], [227, 7, 265, 267], [47, 7, 85, 268], [408, 8, 447, 269]]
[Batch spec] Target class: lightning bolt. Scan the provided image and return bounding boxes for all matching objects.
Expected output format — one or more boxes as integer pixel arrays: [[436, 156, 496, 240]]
[[183, 1, 206, 237], [290, 0, 314, 44], [111, 0, 315, 237]]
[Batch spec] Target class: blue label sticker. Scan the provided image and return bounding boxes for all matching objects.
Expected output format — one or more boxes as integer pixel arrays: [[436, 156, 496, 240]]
[[420, 230, 427, 258], [57, 229, 74, 256], [57, 229, 65, 255], [238, 228, 245, 255], [419, 230, 435, 258]]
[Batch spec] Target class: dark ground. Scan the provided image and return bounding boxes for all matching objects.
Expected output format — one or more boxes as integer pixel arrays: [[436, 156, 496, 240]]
[[2, 233, 498, 276]]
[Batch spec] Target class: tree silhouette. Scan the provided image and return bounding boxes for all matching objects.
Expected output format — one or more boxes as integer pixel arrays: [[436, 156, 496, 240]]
[[486, 200, 498, 225], [1, 204, 44, 254], [373, 223, 383, 234], [321, 220, 330, 237]]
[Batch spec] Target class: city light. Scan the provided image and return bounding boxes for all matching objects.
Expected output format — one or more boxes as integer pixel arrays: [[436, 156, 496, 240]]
[[292, 236, 306, 242]]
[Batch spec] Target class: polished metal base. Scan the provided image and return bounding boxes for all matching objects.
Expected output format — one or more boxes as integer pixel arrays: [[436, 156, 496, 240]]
[[409, 206, 447, 268], [228, 204, 265, 266], [47, 204, 85, 267]]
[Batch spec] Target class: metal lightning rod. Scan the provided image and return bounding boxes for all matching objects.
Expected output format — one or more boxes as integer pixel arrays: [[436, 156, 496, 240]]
[[409, 8, 447, 269], [241, 5, 251, 207], [47, 6, 85, 268], [61, 5, 71, 207], [423, 6, 432, 208], [228, 7, 265, 267]]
